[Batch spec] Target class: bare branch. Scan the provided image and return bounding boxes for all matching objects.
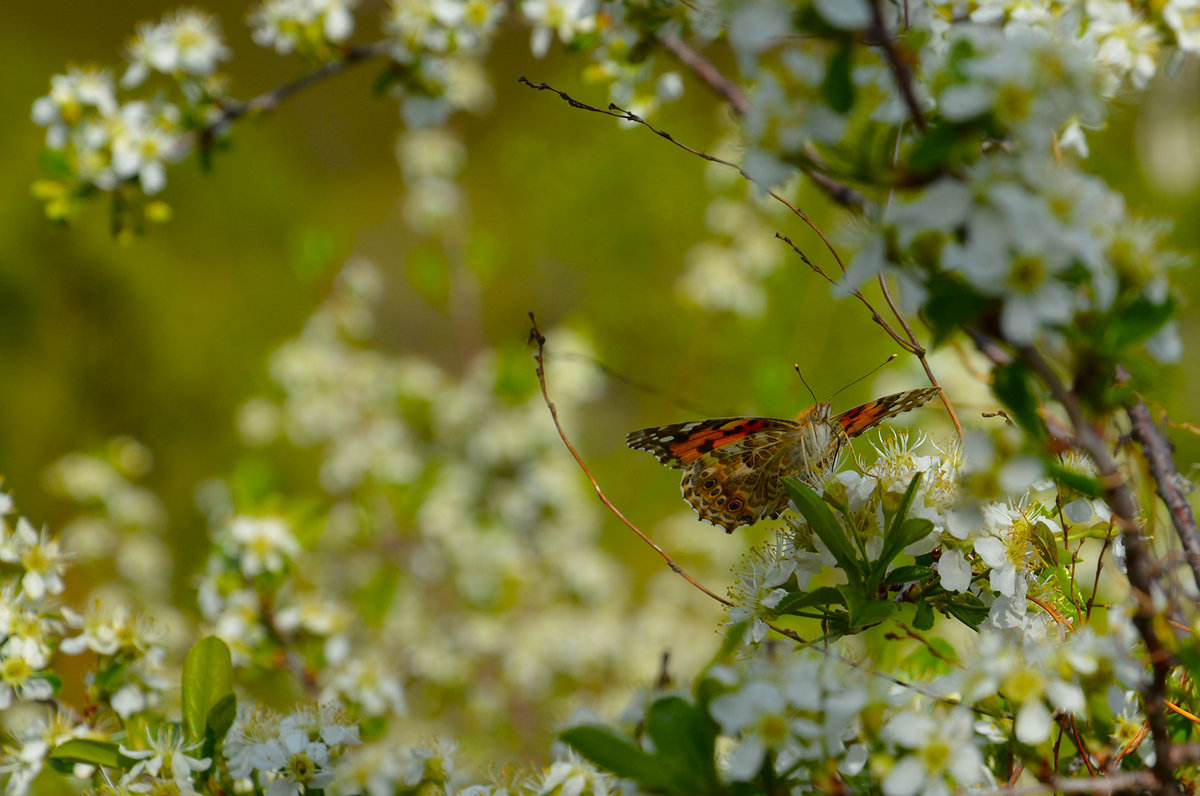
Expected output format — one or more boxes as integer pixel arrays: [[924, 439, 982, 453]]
[[866, 0, 927, 131], [658, 31, 750, 115], [518, 76, 850, 272], [196, 40, 393, 146], [1128, 399, 1200, 593], [528, 313, 733, 606], [1017, 347, 1182, 796]]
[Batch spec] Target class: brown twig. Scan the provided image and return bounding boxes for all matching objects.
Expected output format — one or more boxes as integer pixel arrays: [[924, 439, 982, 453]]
[[529, 313, 732, 606], [875, 272, 964, 437], [1017, 347, 1181, 796], [657, 31, 750, 115], [776, 233, 915, 352], [964, 771, 1157, 796], [1128, 399, 1200, 593], [188, 39, 393, 152], [518, 77, 849, 275], [866, 0, 926, 132]]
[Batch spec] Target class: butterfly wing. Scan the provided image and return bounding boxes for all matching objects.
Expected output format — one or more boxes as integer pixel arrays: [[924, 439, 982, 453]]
[[835, 387, 941, 438], [626, 418, 794, 469], [629, 418, 804, 533]]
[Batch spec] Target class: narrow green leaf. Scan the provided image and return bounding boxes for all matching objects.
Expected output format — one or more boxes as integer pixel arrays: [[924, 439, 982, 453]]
[[841, 588, 897, 629], [783, 478, 864, 586], [884, 565, 935, 586], [870, 474, 926, 590], [1046, 460, 1102, 498], [182, 637, 234, 745], [49, 739, 125, 769], [945, 594, 990, 629], [1107, 296, 1175, 349], [561, 726, 671, 789], [773, 586, 846, 616], [909, 122, 963, 173], [1030, 523, 1060, 569], [644, 697, 722, 796], [913, 600, 935, 631], [821, 43, 856, 113]]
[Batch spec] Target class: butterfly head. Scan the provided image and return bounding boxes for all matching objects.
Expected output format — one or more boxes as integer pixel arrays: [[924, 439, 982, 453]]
[[792, 402, 833, 424]]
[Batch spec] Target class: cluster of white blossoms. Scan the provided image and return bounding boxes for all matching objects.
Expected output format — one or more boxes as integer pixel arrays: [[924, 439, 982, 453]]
[[249, 0, 358, 56], [31, 9, 230, 216]]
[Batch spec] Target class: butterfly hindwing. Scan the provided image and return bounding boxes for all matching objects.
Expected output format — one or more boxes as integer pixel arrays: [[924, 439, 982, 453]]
[[676, 422, 802, 532]]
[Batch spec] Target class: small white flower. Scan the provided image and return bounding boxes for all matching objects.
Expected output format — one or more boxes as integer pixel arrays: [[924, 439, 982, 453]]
[[1166, 0, 1200, 54], [227, 515, 300, 576], [939, 548, 972, 592], [0, 518, 68, 600], [521, 0, 596, 58], [0, 637, 53, 708], [120, 725, 211, 784], [530, 751, 612, 796], [881, 709, 986, 796]]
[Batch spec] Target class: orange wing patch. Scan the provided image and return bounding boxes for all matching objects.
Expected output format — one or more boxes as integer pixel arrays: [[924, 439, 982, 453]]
[[835, 387, 941, 437], [667, 418, 774, 464]]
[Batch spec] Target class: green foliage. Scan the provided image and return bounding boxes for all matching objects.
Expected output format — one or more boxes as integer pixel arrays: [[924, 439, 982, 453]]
[[564, 697, 722, 796], [181, 636, 235, 747]]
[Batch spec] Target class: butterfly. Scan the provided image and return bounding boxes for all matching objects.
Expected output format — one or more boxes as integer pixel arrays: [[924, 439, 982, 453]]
[[627, 387, 942, 533]]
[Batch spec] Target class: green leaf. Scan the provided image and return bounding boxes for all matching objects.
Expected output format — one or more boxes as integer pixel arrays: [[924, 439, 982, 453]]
[[206, 692, 238, 747], [992, 363, 1044, 438], [783, 478, 864, 586], [944, 593, 989, 629], [922, 276, 990, 343], [773, 586, 846, 616], [644, 697, 722, 796], [884, 565, 935, 586], [561, 726, 670, 790], [913, 599, 935, 630], [1046, 460, 1102, 498], [869, 475, 930, 591], [841, 587, 897, 629], [182, 637, 234, 746], [821, 43, 856, 114], [49, 739, 125, 769], [908, 122, 964, 173], [1030, 522, 1060, 569], [1107, 296, 1175, 349]]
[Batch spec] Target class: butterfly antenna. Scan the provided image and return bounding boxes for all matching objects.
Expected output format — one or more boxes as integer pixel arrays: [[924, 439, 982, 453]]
[[829, 354, 899, 400], [547, 351, 720, 417], [793, 364, 819, 405]]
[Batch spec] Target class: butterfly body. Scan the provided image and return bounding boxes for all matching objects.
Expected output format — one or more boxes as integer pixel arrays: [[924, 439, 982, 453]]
[[627, 387, 940, 533]]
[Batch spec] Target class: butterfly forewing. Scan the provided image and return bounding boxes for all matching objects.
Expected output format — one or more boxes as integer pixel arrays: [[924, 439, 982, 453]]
[[835, 387, 941, 438], [626, 418, 793, 469]]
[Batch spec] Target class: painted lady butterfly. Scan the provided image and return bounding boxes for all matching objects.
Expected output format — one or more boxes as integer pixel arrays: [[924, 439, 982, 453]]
[[627, 387, 941, 532]]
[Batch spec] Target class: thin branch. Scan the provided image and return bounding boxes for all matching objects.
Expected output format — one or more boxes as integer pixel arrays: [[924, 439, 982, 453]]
[[867, 0, 927, 132], [183, 39, 393, 156], [529, 313, 732, 606], [1017, 347, 1181, 796], [658, 31, 750, 115], [1128, 399, 1200, 593], [776, 233, 915, 352], [964, 771, 1157, 796], [518, 77, 849, 274], [874, 272, 964, 437]]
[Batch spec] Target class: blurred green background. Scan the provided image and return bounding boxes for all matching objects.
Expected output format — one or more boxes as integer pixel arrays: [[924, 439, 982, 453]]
[[4, 2, 1200, 574]]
